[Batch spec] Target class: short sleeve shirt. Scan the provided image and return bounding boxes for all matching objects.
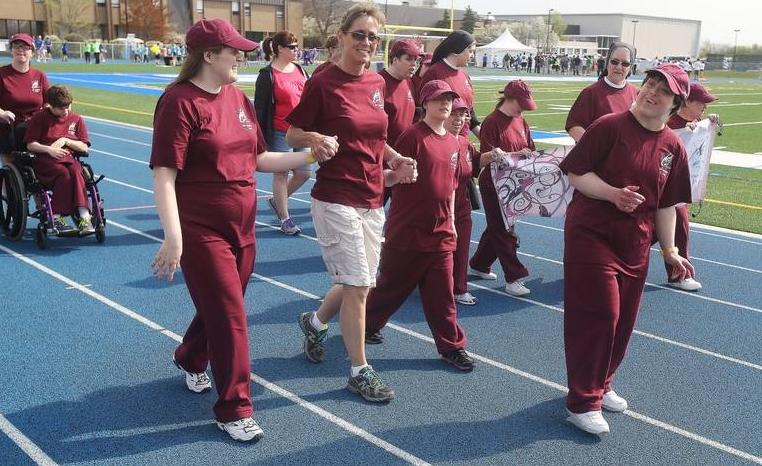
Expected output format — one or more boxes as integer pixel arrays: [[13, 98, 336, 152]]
[[272, 67, 306, 132], [454, 135, 476, 220], [286, 65, 388, 209], [24, 108, 90, 161], [565, 80, 639, 132], [385, 121, 460, 252], [419, 61, 475, 136], [478, 110, 535, 169], [0, 65, 50, 141], [559, 111, 692, 276], [379, 69, 415, 146], [150, 81, 268, 247], [667, 113, 692, 130]]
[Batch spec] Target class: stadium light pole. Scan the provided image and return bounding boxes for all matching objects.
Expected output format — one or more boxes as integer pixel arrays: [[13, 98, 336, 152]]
[[631, 19, 639, 47], [733, 29, 740, 70], [545, 8, 554, 55]]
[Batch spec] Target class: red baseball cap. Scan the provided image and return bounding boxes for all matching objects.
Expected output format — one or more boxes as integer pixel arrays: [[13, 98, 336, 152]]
[[10, 33, 34, 48], [688, 83, 717, 103], [421, 52, 433, 65], [390, 40, 423, 59], [419, 79, 459, 103], [185, 19, 259, 52], [646, 63, 690, 99], [452, 98, 469, 111], [500, 80, 537, 111]]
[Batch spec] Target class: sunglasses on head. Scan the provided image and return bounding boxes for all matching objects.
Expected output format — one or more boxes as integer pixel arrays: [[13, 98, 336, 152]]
[[349, 31, 380, 44], [609, 58, 631, 68]]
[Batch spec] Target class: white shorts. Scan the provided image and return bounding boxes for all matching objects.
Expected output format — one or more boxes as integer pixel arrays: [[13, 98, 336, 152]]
[[311, 199, 384, 287]]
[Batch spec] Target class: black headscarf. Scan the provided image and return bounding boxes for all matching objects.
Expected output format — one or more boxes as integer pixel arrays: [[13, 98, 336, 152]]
[[599, 41, 637, 80], [431, 30, 475, 65]]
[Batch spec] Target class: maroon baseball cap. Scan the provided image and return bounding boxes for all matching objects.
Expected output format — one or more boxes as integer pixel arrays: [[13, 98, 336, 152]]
[[500, 80, 537, 111], [452, 98, 469, 111], [646, 63, 690, 99], [185, 19, 259, 52], [390, 40, 423, 58], [421, 52, 433, 65], [419, 79, 459, 103], [10, 33, 34, 47], [688, 83, 717, 103]]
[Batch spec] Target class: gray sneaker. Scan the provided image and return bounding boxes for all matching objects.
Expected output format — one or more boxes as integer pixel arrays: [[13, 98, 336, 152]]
[[281, 217, 301, 235], [299, 312, 328, 363], [347, 366, 395, 403]]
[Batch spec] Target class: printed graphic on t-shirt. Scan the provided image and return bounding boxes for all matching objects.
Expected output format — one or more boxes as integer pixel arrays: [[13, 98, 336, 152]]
[[659, 152, 674, 177], [450, 150, 459, 169], [372, 89, 384, 109], [31, 79, 41, 93], [406, 90, 414, 102], [67, 122, 77, 136], [238, 108, 253, 131]]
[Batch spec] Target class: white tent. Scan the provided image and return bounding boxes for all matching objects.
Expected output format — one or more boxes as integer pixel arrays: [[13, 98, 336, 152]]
[[476, 29, 536, 56]]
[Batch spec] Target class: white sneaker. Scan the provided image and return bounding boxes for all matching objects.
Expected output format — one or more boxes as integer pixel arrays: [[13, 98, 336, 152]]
[[469, 266, 497, 280], [504, 280, 530, 296], [217, 417, 264, 442], [173, 356, 212, 393], [566, 409, 610, 436], [667, 278, 702, 292], [602, 390, 628, 412], [455, 292, 478, 305]]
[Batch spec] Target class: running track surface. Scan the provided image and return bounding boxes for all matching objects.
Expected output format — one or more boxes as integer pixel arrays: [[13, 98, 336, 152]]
[[1, 117, 761, 466]]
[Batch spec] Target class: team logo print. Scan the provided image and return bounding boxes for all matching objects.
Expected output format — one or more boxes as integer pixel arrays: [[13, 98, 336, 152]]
[[466, 149, 473, 167], [450, 150, 459, 169], [31, 79, 41, 93], [407, 89, 414, 102], [67, 122, 77, 135], [238, 108, 253, 130], [371, 89, 384, 109], [659, 152, 674, 177]]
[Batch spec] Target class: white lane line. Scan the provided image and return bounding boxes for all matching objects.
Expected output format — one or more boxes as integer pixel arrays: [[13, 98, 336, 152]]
[[89, 132, 152, 147], [83, 116, 154, 133], [66, 284, 91, 290], [0, 412, 59, 466], [90, 149, 149, 165], [0, 243, 432, 466], [102, 177, 154, 194], [722, 121, 762, 127], [62, 420, 215, 441]]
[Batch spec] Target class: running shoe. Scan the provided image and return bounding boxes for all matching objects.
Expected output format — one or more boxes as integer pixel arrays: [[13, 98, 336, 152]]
[[504, 280, 530, 296], [365, 330, 384, 345], [441, 348, 477, 371], [53, 215, 77, 236], [217, 417, 264, 442], [454, 292, 478, 305], [173, 356, 212, 393], [281, 217, 301, 235], [566, 409, 610, 436], [299, 312, 328, 363], [602, 390, 628, 412], [347, 366, 395, 402], [77, 216, 96, 235]]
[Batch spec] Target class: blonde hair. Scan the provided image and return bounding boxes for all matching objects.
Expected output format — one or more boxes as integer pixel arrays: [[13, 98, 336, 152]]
[[339, 3, 386, 32]]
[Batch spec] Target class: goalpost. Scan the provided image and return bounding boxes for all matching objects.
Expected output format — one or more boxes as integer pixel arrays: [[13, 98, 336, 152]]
[[379, 25, 453, 66]]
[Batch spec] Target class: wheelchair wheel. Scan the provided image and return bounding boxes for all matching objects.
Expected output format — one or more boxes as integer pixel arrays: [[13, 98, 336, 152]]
[[35, 223, 48, 249], [95, 229, 106, 243], [0, 164, 28, 241]]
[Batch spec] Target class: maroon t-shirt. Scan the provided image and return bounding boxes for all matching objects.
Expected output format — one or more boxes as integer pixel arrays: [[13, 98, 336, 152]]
[[419, 61, 474, 136], [0, 65, 51, 141], [667, 113, 693, 130], [385, 121, 460, 252], [379, 69, 415, 146], [150, 81, 268, 247], [478, 109, 535, 169], [411, 74, 423, 105], [454, 135, 476, 220], [565, 80, 639, 132], [559, 111, 692, 276], [286, 65, 388, 209], [312, 61, 333, 76], [24, 108, 90, 160]]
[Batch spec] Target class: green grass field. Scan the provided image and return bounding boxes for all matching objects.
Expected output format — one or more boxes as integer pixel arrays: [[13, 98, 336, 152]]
[[63, 69, 762, 234]]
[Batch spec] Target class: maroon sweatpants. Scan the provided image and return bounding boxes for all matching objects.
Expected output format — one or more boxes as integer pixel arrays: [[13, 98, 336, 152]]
[[33, 156, 88, 216], [174, 239, 256, 423], [469, 168, 529, 282], [453, 213, 473, 295], [564, 262, 646, 413], [367, 246, 467, 354], [664, 204, 691, 281]]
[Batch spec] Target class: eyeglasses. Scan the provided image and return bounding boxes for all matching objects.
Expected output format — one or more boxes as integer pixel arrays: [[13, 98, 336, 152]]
[[11, 43, 33, 51], [609, 59, 631, 68], [349, 31, 380, 44], [283, 44, 299, 50]]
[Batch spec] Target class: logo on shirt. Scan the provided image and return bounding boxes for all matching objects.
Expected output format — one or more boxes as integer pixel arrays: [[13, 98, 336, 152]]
[[450, 150, 459, 170], [238, 108, 253, 131], [67, 122, 77, 136], [371, 89, 384, 109], [659, 152, 674, 177], [406, 90, 414, 102], [31, 79, 41, 93]]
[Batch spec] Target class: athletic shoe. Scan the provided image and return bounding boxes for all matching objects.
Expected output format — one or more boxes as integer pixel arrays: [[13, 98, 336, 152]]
[[299, 312, 328, 363], [504, 280, 530, 296], [217, 417, 264, 442], [365, 330, 384, 345], [667, 278, 702, 292], [172, 356, 212, 393], [77, 216, 96, 235], [280, 217, 301, 235], [441, 348, 477, 371], [266, 196, 283, 221], [602, 390, 628, 412], [469, 266, 497, 280], [347, 366, 395, 402], [566, 409, 610, 436], [454, 292, 478, 305], [53, 216, 77, 236]]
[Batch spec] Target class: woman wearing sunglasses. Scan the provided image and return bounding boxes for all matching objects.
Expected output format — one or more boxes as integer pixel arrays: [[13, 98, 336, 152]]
[[286, 3, 416, 403], [566, 42, 639, 143], [0, 33, 51, 157], [254, 31, 311, 236]]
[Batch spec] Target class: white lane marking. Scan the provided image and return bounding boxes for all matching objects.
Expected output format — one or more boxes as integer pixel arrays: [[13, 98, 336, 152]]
[[90, 149, 149, 165], [0, 243, 432, 466], [83, 116, 153, 133], [722, 121, 762, 127], [89, 132, 152, 147], [102, 177, 153, 193], [62, 420, 215, 441], [66, 284, 91, 290], [105, 205, 156, 212], [0, 412, 59, 466]]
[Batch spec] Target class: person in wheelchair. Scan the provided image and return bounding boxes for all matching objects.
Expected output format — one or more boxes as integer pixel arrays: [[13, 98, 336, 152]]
[[24, 85, 94, 235]]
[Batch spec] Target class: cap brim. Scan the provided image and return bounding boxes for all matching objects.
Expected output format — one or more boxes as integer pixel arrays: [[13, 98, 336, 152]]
[[517, 96, 538, 111], [225, 36, 259, 52], [11, 38, 34, 47], [423, 90, 460, 103], [648, 69, 687, 99]]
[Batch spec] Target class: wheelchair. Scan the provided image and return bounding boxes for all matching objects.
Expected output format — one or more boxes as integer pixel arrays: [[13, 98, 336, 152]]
[[0, 125, 106, 249]]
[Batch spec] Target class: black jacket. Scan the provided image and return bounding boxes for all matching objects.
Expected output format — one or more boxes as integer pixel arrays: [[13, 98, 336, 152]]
[[253, 63, 309, 142]]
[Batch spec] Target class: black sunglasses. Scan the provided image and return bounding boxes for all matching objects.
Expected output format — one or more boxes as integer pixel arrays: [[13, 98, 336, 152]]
[[349, 31, 380, 44], [609, 58, 631, 68]]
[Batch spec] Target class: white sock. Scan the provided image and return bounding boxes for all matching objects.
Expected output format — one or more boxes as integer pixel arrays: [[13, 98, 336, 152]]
[[351, 363, 369, 377], [310, 312, 327, 330], [77, 207, 91, 220]]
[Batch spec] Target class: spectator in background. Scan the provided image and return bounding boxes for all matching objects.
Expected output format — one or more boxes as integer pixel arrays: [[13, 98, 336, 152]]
[[312, 34, 341, 76], [43, 36, 53, 62], [61, 41, 69, 62], [482, 53, 488, 68], [35, 36, 44, 62]]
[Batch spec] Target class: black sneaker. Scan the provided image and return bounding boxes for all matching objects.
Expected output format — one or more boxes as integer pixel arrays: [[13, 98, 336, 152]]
[[299, 312, 328, 363], [441, 349, 477, 372], [365, 330, 384, 345], [347, 366, 395, 403]]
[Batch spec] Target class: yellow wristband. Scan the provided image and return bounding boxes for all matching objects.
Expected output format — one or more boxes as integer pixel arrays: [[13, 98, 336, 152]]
[[305, 152, 315, 164], [660, 246, 679, 257]]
